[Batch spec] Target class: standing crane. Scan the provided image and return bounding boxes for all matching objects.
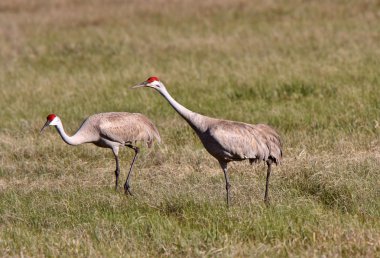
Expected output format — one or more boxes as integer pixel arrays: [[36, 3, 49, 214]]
[[132, 77, 282, 206], [40, 112, 161, 195]]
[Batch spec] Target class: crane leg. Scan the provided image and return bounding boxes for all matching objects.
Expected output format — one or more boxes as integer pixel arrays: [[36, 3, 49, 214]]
[[124, 145, 140, 196], [219, 161, 231, 207], [112, 148, 120, 191], [264, 160, 272, 205]]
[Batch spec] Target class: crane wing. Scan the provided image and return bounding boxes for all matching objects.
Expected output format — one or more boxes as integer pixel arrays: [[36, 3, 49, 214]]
[[208, 121, 281, 163], [253, 124, 282, 164], [97, 113, 160, 147]]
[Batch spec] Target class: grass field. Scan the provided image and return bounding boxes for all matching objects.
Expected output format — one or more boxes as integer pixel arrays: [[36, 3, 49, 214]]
[[1, 0, 380, 256]]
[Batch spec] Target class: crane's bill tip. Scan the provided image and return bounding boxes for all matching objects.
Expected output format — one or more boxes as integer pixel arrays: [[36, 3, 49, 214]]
[[40, 121, 50, 134]]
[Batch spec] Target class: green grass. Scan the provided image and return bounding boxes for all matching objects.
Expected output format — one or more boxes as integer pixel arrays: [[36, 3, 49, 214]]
[[1, 0, 380, 256]]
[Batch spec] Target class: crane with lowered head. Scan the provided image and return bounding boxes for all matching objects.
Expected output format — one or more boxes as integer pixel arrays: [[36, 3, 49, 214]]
[[40, 112, 161, 195]]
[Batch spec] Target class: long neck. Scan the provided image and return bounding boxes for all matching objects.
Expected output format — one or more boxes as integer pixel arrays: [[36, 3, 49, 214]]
[[54, 121, 84, 146], [158, 87, 209, 133]]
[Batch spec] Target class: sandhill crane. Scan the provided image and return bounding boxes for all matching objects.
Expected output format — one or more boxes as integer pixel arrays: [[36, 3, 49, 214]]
[[40, 112, 161, 195], [132, 77, 282, 206]]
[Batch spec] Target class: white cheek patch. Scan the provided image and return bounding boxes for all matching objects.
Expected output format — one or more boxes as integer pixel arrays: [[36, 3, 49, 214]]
[[51, 117, 60, 125], [147, 81, 159, 87]]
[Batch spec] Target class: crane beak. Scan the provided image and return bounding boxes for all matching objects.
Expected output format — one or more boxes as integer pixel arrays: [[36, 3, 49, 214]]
[[130, 81, 147, 89], [40, 121, 50, 134]]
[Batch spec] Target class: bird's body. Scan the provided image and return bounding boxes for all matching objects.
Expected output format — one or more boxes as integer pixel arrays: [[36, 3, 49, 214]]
[[62, 112, 161, 148], [41, 112, 161, 194], [132, 77, 282, 206], [185, 114, 281, 164]]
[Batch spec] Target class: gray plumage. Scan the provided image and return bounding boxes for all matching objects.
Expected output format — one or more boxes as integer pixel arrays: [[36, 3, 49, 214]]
[[40, 112, 161, 194], [133, 77, 282, 206], [196, 118, 282, 165]]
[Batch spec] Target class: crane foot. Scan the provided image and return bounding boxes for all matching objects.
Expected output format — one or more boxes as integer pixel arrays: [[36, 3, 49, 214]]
[[124, 184, 133, 196], [264, 197, 270, 207]]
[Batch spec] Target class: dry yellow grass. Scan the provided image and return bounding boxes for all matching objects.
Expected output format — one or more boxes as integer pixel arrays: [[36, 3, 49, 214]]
[[0, 0, 380, 256]]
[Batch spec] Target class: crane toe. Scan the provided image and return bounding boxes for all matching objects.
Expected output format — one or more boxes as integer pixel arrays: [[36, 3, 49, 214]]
[[124, 183, 133, 196]]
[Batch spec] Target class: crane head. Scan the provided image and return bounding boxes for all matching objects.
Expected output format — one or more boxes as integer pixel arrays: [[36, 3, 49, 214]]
[[40, 114, 60, 133], [131, 76, 163, 90]]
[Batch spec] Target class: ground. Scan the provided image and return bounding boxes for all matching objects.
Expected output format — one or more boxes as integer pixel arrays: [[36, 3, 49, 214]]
[[0, 0, 379, 256]]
